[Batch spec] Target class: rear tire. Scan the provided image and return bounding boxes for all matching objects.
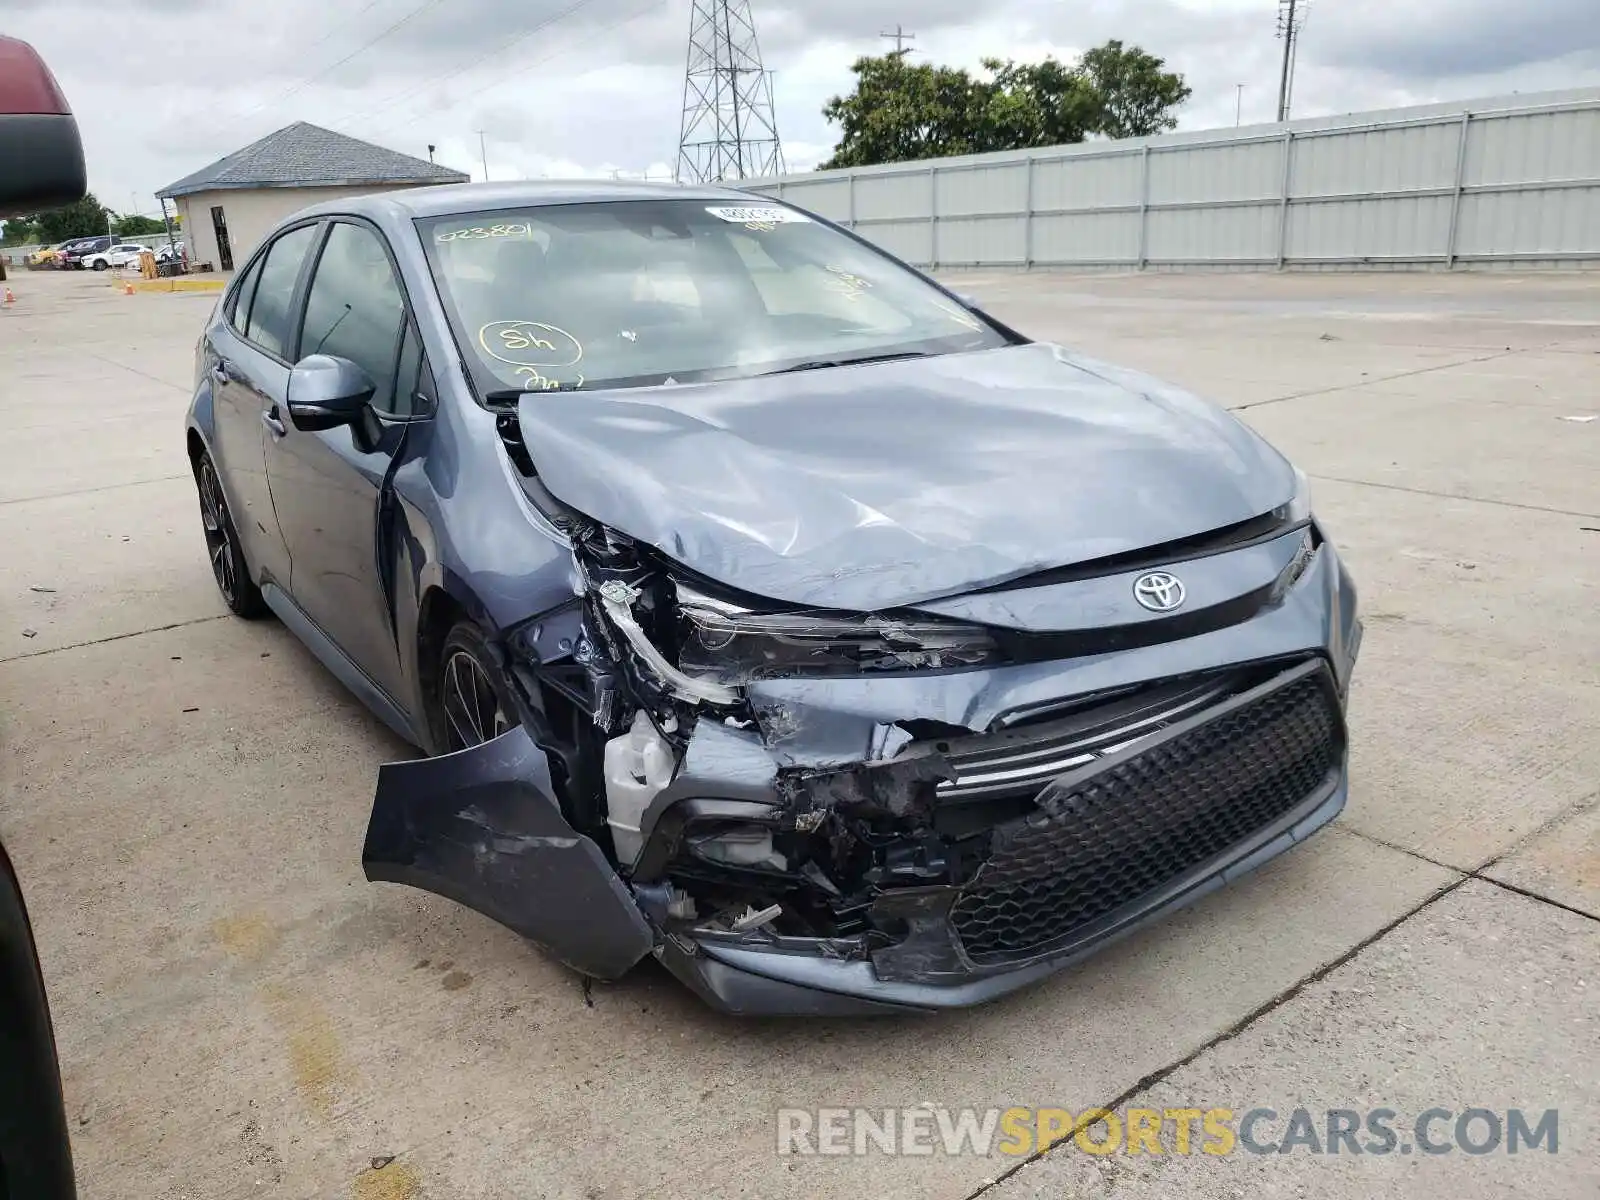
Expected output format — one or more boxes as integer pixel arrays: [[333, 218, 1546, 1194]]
[[194, 450, 266, 618], [434, 622, 516, 753]]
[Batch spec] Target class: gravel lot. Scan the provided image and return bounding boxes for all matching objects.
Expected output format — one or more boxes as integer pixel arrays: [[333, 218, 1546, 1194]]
[[1, 265, 1596, 1200]]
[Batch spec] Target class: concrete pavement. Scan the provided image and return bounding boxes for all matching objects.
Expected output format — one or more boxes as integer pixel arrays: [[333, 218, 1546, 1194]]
[[0, 265, 1595, 1199]]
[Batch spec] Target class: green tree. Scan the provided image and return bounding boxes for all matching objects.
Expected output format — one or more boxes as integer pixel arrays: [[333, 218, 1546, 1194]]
[[36, 193, 112, 243], [820, 52, 992, 169], [1080, 40, 1192, 140], [112, 213, 167, 237], [978, 57, 1100, 149], [1, 218, 42, 246], [820, 42, 1191, 169]]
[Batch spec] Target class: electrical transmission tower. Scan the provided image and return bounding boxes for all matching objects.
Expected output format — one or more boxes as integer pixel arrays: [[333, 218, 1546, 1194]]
[[1275, 0, 1308, 122], [676, 0, 785, 183]]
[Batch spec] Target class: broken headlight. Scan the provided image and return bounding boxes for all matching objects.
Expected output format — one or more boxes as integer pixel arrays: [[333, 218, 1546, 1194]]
[[676, 582, 1003, 682]]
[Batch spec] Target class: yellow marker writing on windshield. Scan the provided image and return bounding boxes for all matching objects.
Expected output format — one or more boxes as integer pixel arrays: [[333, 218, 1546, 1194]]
[[436, 223, 534, 243], [478, 320, 585, 391]]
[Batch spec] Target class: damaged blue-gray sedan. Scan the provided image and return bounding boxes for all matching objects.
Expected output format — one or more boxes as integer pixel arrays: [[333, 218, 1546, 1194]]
[[184, 182, 1361, 1015]]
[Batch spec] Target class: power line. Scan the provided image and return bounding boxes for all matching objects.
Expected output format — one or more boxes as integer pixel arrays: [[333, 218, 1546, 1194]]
[[297, 0, 394, 59], [340, 0, 639, 134], [181, 0, 392, 141], [197, 0, 456, 140], [880, 24, 915, 54]]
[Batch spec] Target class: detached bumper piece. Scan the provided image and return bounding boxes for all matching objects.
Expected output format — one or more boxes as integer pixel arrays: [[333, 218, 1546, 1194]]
[[363, 727, 654, 980]]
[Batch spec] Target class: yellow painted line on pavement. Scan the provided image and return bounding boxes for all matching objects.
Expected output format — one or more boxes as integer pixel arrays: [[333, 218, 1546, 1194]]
[[128, 277, 225, 293]]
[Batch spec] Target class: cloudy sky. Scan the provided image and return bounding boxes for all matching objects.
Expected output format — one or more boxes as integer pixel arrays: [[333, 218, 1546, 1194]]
[[4, 0, 1597, 216]]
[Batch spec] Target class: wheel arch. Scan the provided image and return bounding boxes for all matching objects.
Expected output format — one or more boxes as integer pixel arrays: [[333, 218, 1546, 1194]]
[[415, 586, 467, 733], [409, 576, 506, 754], [185, 425, 208, 468]]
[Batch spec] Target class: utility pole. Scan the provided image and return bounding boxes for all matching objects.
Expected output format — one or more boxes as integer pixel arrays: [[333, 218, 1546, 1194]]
[[476, 130, 489, 182], [158, 196, 180, 264], [880, 24, 915, 54], [1235, 83, 1244, 127], [1276, 0, 1304, 122]]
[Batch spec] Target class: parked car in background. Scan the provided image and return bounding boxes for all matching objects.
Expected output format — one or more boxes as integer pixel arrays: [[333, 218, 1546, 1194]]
[[155, 239, 185, 262], [58, 234, 111, 269], [50, 236, 98, 266], [82, 243, 150, 270], [26, 242, 63, 268]]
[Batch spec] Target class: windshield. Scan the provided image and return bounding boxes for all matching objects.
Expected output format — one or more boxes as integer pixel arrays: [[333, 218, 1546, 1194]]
[[417, 199, 1013, 396]]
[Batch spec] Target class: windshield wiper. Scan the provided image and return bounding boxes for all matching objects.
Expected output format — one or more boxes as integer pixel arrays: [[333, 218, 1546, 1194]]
[[761, 350, 934, 375], [484, 385, 582, 410]]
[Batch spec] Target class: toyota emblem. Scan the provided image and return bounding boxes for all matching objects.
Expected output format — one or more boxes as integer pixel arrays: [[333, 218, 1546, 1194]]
[[1133, 571, 1186, 613]]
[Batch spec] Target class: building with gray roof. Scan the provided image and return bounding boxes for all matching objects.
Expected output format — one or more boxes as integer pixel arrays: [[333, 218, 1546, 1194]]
[[158, 122, 468, 271]]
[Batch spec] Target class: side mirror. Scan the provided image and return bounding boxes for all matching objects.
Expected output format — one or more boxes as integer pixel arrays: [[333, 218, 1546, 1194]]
[[287, 354, 375, 431], [0, 37, 86, 218]]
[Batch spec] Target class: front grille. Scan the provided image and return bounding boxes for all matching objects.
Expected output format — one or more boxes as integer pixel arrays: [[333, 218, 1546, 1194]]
[[950, 666, 1342, 965], [936, 676, 1237, 802]]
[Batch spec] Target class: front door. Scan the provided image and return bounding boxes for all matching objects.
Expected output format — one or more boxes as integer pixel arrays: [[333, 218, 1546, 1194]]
[[210, 204, 233, 271], [265, 219, 418, 706]]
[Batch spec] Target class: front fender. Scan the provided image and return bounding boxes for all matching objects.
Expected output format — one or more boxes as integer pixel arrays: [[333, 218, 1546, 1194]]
[[362, 726, 654, 979]]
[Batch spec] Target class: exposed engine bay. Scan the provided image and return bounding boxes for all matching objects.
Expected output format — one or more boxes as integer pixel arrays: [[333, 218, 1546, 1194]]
[[532, 516, 974, 953]]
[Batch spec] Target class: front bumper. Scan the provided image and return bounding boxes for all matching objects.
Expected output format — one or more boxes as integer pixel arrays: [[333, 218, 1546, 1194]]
[[662, 762, 1347, 1015], [363, 539, 1361, 1016], [650, 541, 1361, 1015]]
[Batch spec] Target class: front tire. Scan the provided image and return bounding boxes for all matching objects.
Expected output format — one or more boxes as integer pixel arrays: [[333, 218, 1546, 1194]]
[[194, 451, 266, 618], [434, 623, 516, 753], [91, 260, 106, 271]]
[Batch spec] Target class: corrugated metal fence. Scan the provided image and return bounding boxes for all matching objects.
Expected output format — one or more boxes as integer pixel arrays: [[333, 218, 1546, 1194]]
[[744, 89, 1600, 271]]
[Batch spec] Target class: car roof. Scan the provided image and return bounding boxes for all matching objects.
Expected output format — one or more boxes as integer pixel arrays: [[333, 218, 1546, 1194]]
[[291, 178, 766, 223]]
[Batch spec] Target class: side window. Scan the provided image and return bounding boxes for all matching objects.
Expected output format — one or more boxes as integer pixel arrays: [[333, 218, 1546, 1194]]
[[226, 256, 264, 331], [244, 224, 319, 359], [298, 222, 405, 409]]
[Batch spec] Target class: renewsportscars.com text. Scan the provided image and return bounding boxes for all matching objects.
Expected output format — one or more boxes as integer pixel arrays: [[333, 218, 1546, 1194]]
[[776, 1106, 1559, 1158]]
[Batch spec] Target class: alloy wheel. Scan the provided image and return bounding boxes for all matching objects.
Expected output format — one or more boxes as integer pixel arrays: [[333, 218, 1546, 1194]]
[[197, 459, 237, 605], [441, 650, 512, 751]]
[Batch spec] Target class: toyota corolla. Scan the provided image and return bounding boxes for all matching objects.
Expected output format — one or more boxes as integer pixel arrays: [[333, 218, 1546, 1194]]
[[184, 182, 1361, 1015]]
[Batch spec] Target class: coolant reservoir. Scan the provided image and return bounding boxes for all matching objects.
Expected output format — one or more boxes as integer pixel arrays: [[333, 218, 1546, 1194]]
[[604, 710, 677, 868]]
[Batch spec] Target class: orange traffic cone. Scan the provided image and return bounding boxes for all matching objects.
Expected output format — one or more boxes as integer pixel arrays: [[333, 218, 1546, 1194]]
[[124, 281, 135, 296], [2, 287, 14, 305]]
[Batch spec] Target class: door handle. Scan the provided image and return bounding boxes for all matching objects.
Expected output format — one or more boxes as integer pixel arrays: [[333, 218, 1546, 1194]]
[[210, 360, 232, 386], [262, 409, 287, 438]]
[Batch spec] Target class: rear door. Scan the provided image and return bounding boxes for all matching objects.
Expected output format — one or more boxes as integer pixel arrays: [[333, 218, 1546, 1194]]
[[263, 218, 421, 704], [205, 222, 321, 589]]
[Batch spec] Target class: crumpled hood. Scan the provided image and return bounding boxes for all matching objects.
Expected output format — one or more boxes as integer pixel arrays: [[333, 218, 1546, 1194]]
[[517, 343, 1297, 611]]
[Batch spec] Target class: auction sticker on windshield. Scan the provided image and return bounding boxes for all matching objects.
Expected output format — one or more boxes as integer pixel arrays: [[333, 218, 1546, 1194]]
[[705, 206, 811, 231]]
